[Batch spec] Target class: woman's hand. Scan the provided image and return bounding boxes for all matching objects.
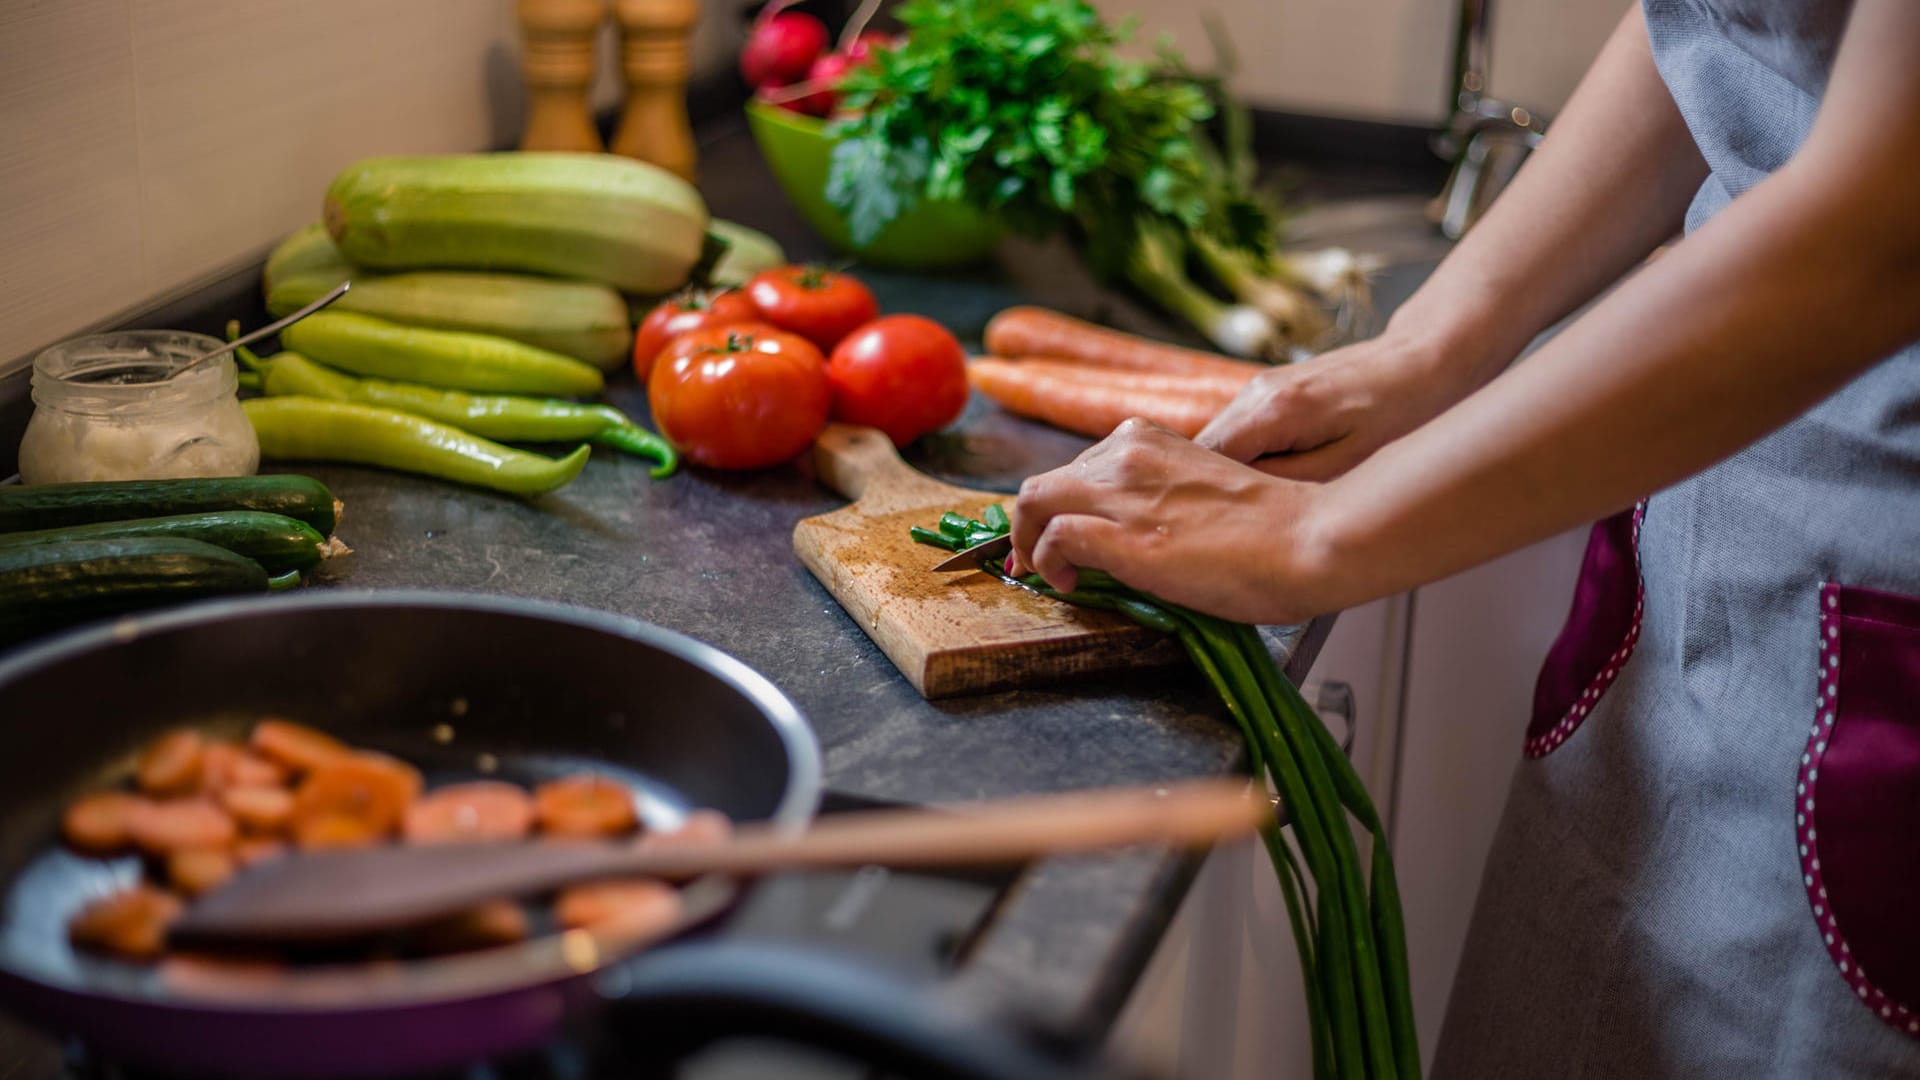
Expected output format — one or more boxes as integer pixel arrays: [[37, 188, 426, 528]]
[[1196, 329, 1481, 481], [1007, 419, 1339, 625]]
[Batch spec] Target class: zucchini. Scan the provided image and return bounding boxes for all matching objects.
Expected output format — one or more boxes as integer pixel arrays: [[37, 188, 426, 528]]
[[706, 219, 786, 287], [0, 538, 271, 645], [264, 227, 632, 370], [281, 311, 605, 398], [0, 512, 328, 575], [0, 476, 338, 536], [324, 152, 709, 294]]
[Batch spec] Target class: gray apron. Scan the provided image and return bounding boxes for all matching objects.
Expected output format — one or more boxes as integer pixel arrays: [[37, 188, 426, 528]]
[[1432, 2, 1920, 1075]]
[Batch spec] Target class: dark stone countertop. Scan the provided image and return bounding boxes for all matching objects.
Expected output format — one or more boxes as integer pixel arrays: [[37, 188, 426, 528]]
[[0, 113, 1448, 1070]]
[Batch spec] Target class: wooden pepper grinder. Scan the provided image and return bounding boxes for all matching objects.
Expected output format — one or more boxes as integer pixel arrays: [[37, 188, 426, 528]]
[[516, 0, 609, 153], [610, 0, 700, 181]]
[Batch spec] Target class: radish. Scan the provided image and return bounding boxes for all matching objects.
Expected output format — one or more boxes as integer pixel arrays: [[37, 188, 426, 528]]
[[740, 11, 828, 90], [790, 51, 858, 116], [843, 31, 900, 63]]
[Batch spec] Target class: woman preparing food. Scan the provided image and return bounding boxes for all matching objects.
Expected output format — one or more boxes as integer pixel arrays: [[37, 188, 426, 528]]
[[1007, 1, 1920, 1073]]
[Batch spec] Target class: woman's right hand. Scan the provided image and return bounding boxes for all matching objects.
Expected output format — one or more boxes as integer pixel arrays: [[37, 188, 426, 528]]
[[1195, 330, 1482, 481]]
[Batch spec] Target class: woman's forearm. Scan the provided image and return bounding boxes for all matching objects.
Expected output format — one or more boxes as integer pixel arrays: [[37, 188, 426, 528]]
[[1311, 0, 1920, 608], [1388, 7, 1707, 394]]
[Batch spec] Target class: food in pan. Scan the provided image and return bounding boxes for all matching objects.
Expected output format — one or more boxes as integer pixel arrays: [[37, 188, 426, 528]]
[[61, 719, 729, 964]]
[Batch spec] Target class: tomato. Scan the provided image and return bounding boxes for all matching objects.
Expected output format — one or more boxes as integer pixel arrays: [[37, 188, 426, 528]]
[[632, 290, 759, 380], [826, 315, 969, 447], [743, 267, 879, 352], [648, 324, 831, 470]]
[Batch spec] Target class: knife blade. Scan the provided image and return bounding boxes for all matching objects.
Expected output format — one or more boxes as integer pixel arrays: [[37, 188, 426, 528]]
[[931, 534, 1013, 572]]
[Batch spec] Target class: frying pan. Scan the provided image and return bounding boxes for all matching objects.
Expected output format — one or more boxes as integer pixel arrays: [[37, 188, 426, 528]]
[[0, 592, 1107, 1080]]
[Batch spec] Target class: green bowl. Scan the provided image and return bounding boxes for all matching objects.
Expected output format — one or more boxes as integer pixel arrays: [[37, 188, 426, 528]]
[[744, 100, 1003, 271]]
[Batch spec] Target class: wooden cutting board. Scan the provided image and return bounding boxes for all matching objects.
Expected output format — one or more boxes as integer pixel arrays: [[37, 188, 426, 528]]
[[793, 424, 1181, 699]]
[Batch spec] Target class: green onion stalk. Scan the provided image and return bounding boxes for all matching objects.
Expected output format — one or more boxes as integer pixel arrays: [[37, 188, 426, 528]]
[[1189, 232, 1335, 351], [911, 510, 1419, 1079], [1125, 220, 1286, 362]]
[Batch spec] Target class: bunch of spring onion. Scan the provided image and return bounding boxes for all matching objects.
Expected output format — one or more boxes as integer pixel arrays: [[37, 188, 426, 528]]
[[914, 510, 1418, 1079]]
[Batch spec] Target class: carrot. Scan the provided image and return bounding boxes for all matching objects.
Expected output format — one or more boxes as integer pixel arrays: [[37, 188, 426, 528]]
[[990, 357, 1249, 402], [291, 754, 422, 849], [250, 719, 352, 775], [413, 900, 531, 954], [984, 306, 1267, 381], [127, 799, 237, 856], [644, 809, 734, 849], [166, 848, 237, 897], [404, 781, 535, 845], [233, 836, 287, 868], [534, 775, 638, 838], [62, 791, 152, 854], [967, 358, 1225, 439], [68, 885, 184, 961], [160, 952, 287, 994], [220, 785, 294, 835], [554, 879, 683, 939], [136, 729, 205, 797], [203, 742, 290, 792]]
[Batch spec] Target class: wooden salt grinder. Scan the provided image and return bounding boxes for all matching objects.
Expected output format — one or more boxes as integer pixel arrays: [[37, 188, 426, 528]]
[[516, 0, 608, 153], [611, 0, 699, 181]]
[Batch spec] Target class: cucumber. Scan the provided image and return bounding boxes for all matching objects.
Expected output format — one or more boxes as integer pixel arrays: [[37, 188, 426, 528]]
[[264, 225, 633, 371], [324, 152, 709, 294], [0, 512, 328, 575], [0, 476, 338, 536], [0, 538, 271, 645]]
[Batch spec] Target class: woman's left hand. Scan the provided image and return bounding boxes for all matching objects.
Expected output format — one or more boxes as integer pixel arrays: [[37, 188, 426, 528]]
[[1007, 419, 1337, 625]]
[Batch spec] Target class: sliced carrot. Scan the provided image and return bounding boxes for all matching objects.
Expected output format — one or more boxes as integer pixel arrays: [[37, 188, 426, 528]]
[[62, 791, 152, 854], [534, 775, 638, 838], [250, 719, 352, 775], [403, 781, 535, 845], [160, 951, 287, 994], [68, 885, 184, 961], [166, 848, 236, 897], [204, 742, 290, 792], [554, 879, 683, 939], [984, 306, 1267, 380], [291, 754, 422, 849], [413, 900, 531, 954], [127, 799, 237, 856], [234, 836, 288, 868], [136, 729, 205, 797], [967, 358, 1225, 439], [645, 809, 735, 849], [220, 786, 294, 835]]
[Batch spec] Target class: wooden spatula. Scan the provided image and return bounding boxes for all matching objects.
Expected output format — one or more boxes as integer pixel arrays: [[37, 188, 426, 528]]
[[169, 778, 1268, 949]]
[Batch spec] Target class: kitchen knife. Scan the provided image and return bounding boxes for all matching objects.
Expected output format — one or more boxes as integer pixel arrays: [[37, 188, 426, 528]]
[[931, 534, 1013, 572]]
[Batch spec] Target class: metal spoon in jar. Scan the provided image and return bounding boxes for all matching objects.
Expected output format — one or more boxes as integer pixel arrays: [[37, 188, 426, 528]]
[[170, 280, 350, 378]]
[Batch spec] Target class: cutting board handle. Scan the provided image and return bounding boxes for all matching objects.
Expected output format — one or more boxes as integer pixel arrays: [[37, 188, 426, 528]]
[[811, 424, 955, 503]]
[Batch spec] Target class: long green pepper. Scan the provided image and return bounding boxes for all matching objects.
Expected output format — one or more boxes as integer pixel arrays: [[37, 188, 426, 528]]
[[911, 511, 1419, 1078]]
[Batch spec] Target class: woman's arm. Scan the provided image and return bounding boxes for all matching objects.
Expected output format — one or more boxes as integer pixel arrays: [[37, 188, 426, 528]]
[[1010, 0, 1920, 624], [1193, 6, 1707, 478]]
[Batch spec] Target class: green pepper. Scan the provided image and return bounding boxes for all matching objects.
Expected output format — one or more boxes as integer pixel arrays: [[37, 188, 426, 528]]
[[242, 397, 590, 497], [245, 348, 676, 478]]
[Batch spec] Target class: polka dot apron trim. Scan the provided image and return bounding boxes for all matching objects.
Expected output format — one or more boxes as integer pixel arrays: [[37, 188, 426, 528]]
[[1525, 502, 1646, 759], [1798, 581, 1920, 1038]]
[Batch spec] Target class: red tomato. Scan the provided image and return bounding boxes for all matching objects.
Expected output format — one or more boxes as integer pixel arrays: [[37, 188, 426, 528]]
[[648, 324, 831, 470], [744, 267, 879, 353], [632, 290, 759, 380], [826, 315, 969, 447]]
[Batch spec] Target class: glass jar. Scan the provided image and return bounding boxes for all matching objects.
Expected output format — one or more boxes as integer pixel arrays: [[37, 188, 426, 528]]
[[17, 330, 259, 485]]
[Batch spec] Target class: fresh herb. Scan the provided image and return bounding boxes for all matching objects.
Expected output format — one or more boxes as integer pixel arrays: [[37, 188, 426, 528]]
[[912, 510, 1419, 1079]]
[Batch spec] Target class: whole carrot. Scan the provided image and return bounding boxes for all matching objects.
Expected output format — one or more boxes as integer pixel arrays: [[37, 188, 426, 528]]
[[968, 359, 1225, 438], [984, 307, 1269, 381], [993, 357, 1252, 401]]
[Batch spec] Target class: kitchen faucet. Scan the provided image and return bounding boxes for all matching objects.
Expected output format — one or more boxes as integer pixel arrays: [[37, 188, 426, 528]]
[[1430, 0, 1547, 238]]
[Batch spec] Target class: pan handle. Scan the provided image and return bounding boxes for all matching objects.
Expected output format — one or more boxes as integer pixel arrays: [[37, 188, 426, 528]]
[[592, 941, 1131, 1080]]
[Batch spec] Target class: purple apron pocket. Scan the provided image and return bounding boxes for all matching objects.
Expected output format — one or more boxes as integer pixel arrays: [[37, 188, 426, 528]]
[[1524, 502, 1647, 758], [1799, 582, 1920, 1037]]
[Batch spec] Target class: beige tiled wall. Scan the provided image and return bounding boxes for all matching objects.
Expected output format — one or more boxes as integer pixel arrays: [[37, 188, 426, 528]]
[[0, 0, 743, 370], [0, 0, 1624, 370]]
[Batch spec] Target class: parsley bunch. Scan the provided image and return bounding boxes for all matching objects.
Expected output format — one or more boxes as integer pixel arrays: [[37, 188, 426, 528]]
[[824, 0, 1272, 282]]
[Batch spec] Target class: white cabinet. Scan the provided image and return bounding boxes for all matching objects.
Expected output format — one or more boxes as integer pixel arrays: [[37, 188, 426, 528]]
[[1112, 527, 1588, 1077]]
